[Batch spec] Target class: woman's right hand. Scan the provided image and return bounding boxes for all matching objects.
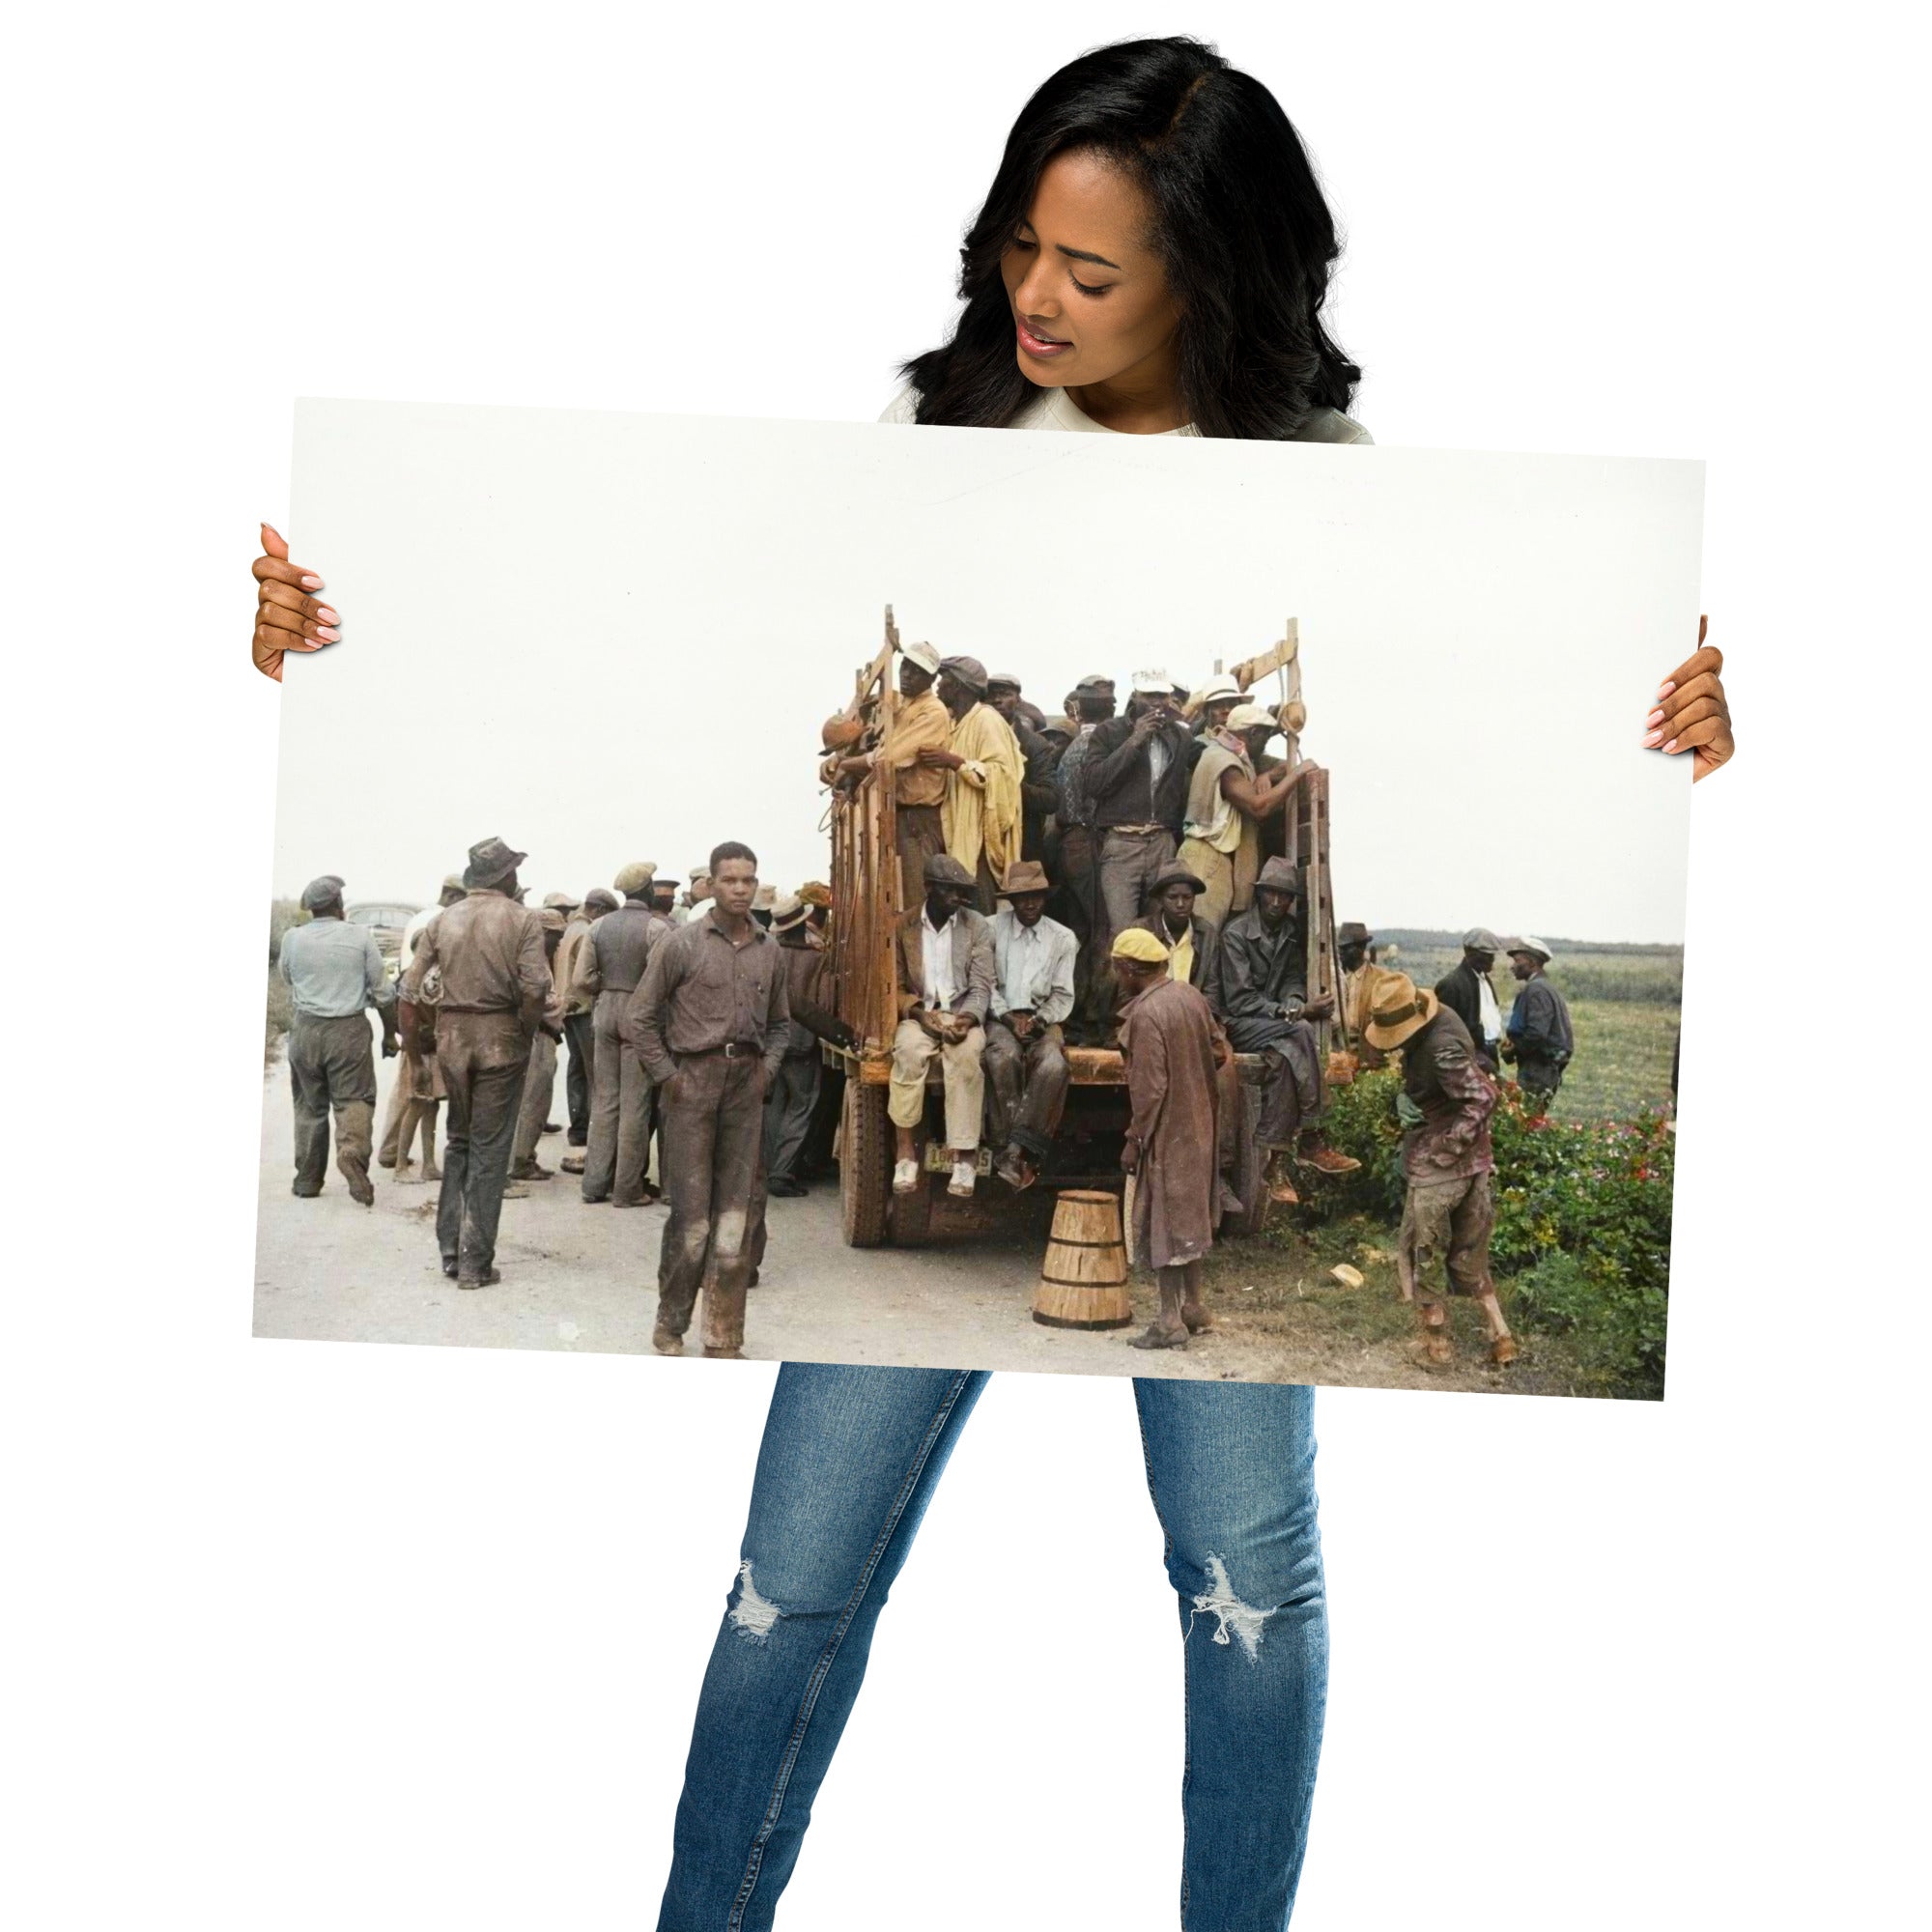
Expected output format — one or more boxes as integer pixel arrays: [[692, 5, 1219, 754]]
[[251, 523, 339, 681]]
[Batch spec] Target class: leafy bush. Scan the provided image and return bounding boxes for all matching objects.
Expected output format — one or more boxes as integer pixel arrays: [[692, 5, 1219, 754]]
[[1319, 1066, 1674, 1397]]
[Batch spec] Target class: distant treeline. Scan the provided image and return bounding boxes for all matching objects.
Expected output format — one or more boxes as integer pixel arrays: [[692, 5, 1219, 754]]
[[1373, 931, 1681, 1007]]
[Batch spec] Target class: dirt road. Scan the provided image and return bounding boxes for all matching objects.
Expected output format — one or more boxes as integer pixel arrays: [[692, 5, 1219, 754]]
[[254, 1055, 1558, 1393]]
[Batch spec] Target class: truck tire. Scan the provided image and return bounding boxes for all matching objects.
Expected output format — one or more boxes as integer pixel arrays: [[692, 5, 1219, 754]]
[[888, 1134, 934, 1247], [839, 1077, 892, 1248], [1222, 1080, 1274, 1240]]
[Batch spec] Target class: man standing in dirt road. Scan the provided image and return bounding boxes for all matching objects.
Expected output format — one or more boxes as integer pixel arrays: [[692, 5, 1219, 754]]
[[554, 886, 616, 1175], [1364, 973, 1517, 1369], [630, 841, 789, 1360], [399, 838, 551, 1288], [279, 874, 398, 1206], [576, 863, 668, 1208], [379, 873, 463, 1172]]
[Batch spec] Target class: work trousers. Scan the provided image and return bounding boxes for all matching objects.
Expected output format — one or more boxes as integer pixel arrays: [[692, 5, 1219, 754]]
[[1226, 1016, 1324, 1151], [1516, 1057, 1564, 1119], [889, 1017, 986, 1151], [761, 1050, 821, 1186], [657, 1051, 767, 1352], [657, 1367, 1326, 1932], [1052, 825, 1110, 1040], [1097, 826, 1178, 949], [435, 1011, 530, 1281], [583, 988, 654, 1205], [981, 1018, 1069, 1162], [377, 1069, 410, 1168], [1397, 1170, 1496, 1312], [895, 802, 946, 912], [512, 1028, 559, 1169], [288, 1012, 378, 1200], [563, 1009, 595, 1146], [1177, 834, 1238, 930]]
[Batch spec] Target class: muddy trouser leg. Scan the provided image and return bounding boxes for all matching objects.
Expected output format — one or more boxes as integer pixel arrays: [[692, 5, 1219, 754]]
[[564, 1010, 594, 1146], [762, 1052, 820, 1185], [319, 1014, 379, 1201], [1256, 1020, 1321, 1151], [1010, 1027, 1068, 1161], [613, 1025, 654, 1206], [287, 1019, 333, 1195], [436, 1015, 528, 1280], [657, 1058, 726, 1338], [1133, 1379, 1327, 1932], [1445, 1171, 1501, 1314], [1402, 1175, 1469, 1322], [657, 1363, 990, 1932], [511, 1030, 557, 1168], [581, 992, 626, 1201], [980, 1019, 1019, 1150], [457, 1059, 525, 1280]]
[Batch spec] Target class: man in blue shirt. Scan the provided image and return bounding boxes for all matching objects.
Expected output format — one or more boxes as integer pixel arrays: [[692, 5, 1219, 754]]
[[277, 875, 397, 1204]]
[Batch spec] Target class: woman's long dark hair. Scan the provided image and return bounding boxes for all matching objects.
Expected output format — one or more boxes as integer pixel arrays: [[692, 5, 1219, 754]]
[[900, 37, 1360, 440]]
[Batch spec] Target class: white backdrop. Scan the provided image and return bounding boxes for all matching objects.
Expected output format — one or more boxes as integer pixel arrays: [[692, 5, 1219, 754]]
[[279, 402, 1697, 941], [5, 5, 1923, 1930]]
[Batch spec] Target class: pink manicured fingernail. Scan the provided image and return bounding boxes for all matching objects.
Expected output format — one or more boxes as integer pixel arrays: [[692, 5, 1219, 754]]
[[315, 605, 339, 623], [1656, 682, 1674, 697], [1643, 730, 1662, 746], [1645, 708, 1664, 725], [301, 574, 323, 588], [314, 625, 340, 641], [1662, 739, 1679, 753]]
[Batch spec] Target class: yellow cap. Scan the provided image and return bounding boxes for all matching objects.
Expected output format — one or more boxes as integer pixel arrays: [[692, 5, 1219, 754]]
[[1110, 927, 1172, 964]]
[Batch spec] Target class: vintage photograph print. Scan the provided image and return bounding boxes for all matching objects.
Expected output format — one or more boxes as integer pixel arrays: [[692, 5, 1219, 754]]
[[257, 403, 1698, 1397]]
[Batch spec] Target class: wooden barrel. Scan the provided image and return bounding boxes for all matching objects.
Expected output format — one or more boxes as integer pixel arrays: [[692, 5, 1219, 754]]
[[1033, 1189, 1133, 1331]]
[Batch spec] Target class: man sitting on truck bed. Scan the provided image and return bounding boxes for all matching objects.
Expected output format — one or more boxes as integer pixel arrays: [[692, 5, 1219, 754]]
[[890, 854, 996, 1202], [983, 860, 1077, 1194]]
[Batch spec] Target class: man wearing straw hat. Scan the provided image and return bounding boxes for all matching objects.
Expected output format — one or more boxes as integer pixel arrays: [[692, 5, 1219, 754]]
[[1111, 926, 1227, 1351], [830, 638, 952, 907], [1364, 974, 1518, 1368], [399, 837, 551, 1288], [982, 860, 1077, 1193], [1502, 937, 1575, 1118]]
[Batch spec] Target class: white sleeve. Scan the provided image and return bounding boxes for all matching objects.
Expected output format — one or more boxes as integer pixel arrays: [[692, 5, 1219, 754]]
[[877, 384, 920, 425]]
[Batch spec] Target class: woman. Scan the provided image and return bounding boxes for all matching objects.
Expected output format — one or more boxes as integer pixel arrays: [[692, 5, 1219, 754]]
[[247, 39, 1732, 1929]]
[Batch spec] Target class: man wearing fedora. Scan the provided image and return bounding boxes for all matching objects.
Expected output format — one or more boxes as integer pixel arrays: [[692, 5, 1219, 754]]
[[1502, 937, 1575, 1118], [1364, 973, 1517, 1368], [278, 873, 398, 1207], [399, 838, 552, 1289], [762, 892, 856, 1198], [1048, 674, 1117, 1041], [890, 852, 996, 1201], [987, 672, 1060, 863], [1338, 921, 1400, 1073], [575, 863, 669, 1208], [1218, 857, 1359, 1205], [554, 887, 617, 1174], [1435, 927, 1506, 1073], [982, 860, 1077, 1192]]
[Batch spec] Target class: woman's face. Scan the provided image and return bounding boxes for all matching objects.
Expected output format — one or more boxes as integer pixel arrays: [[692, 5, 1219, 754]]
[[1000, 148, 1179, 393]]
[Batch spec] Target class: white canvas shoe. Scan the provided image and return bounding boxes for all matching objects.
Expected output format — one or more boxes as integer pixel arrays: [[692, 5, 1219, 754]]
[[893, 1157, 920, 1195], [948, 1158, 977, 1199]]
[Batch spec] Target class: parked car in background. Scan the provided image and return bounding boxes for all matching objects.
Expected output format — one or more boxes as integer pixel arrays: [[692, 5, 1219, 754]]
[[345, 901, 422, 979]]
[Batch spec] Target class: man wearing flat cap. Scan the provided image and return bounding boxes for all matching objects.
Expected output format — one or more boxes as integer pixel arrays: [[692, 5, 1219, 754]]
[[1082, 668, 1192, 952], [983, 860, 1077, 1192], [400, 838, 552, 1287], [1110, 926, 1229, 1350], [554, 888, 617, 1173], [1217, 857, 1359, 1205], [509, 907, 571, 1182], [1435, 928, 1506, 1072], [831, 638, 953, 908], [913, 655, 1024, 912], [574, 863, 668, 1208], [890, 852, 996, 1201], [1502, 937, 1574, 1117], [278, 874, 398, 1206], [1364, 974, 1516, 1368]]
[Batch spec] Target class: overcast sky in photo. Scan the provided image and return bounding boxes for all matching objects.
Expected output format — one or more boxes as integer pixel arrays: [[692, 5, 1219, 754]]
[[276, 401, 1699, 944]]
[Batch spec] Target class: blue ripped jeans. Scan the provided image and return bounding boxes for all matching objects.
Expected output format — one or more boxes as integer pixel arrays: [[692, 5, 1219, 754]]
[[657, 1365, 1326, 1932]]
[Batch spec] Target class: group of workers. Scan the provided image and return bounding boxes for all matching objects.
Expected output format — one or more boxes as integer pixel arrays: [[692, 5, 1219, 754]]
[[271, 644, 1578, 1369]]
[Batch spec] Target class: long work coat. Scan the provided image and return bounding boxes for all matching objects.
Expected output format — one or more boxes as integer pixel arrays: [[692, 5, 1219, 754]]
[[1119, 976, 1223, 1271]]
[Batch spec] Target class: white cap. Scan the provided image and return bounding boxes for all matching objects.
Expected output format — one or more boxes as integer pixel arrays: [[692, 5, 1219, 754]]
[[1193, 677, 1242, 707], [1508, 934, 1553, 963], [1225, 702, 1275, 732], [902, 639, 942, 675], [1131, 668, 1173, 694]]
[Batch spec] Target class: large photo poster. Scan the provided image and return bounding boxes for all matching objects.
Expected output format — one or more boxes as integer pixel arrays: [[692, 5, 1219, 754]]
[[258, 401, 1698, 1397]]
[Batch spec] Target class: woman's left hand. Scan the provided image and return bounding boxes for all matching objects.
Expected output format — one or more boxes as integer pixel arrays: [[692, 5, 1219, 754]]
[[1645, 615, 1734, 781]]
